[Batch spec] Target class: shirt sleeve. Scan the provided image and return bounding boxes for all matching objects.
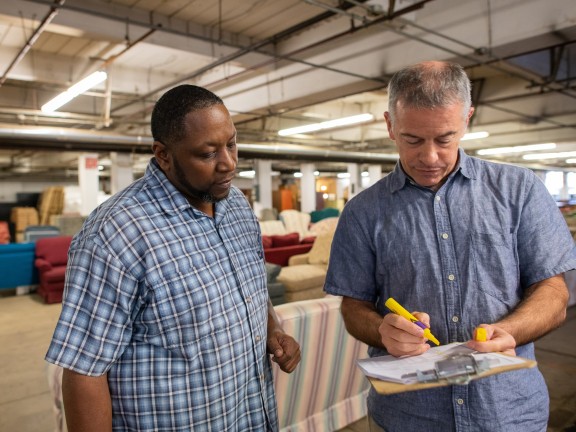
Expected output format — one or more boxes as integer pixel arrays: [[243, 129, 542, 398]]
[[45, 237, 139, 376], [324, 197, 379, 302], [517, 173, 576, 287]]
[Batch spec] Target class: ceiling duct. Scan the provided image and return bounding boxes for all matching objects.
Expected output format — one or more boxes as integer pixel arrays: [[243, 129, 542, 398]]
[[0, 127, 398, 164]]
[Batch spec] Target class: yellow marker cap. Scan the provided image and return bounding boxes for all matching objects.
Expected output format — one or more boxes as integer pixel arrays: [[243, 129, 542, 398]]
[[475, 327, 487, 342]]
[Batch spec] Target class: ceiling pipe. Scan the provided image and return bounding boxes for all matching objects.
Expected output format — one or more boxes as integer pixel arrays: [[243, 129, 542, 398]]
[[114, 0, 429, 124], [110, 0, 376, 115], [0, 0, 65, 87], [0, 127, 399, 164]]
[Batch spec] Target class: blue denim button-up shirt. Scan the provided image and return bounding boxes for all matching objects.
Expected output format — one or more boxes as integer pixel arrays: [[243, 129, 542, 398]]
[[46, 159, 277, 431], [325, 149, 576, 432]]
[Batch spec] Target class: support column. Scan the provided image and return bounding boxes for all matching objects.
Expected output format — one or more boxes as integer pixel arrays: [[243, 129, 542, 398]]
[[78, 153, 99, 216], [347, 163, 361, 199], [368, 164, 383, 187], [110, 152, 133, 195], [254, 159, 273, 218], [561, 172, 570, 201], [300, 163, 316, 213]]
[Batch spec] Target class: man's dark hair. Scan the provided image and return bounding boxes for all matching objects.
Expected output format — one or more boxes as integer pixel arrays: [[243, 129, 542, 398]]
[[151, 84, 223, 147]]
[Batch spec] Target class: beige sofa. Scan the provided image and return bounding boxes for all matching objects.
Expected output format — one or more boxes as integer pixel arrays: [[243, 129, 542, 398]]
[[276, 230, 334, 302]]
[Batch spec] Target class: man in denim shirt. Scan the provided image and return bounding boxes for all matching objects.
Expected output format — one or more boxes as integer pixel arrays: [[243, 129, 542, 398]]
[[46, 85, 300, 431], [325, 61, 576, 431]]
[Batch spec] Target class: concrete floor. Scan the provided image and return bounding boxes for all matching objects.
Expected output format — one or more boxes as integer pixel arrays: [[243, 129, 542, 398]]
[[0, 292, 574, 432]]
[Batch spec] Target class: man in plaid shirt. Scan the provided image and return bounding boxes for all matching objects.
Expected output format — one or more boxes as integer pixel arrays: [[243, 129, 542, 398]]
[[46, 85, 300, 431]]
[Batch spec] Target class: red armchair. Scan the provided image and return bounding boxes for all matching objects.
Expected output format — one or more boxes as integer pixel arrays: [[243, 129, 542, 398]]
[[35, 236, 72, 304], [263, 232, 315, 267]]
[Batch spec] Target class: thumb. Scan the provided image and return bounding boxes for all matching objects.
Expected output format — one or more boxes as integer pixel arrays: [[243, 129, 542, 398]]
[[268, 335, 284, 358]]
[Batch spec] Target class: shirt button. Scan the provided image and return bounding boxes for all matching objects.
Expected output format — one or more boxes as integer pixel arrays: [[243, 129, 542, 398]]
[[256, 335, 261, 341], [448, 274, 455, 281], [435, 196, 441, 202], [452, 316, 459, 323], [457, 398, 464, 405], [246, 297, 252, 303], [442, 233, 449, 239]]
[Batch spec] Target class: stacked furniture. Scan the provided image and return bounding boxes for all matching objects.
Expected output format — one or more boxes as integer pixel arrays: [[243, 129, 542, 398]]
[[35, 236, 72, 304], [259, 219, 316, 267], [279, 209, 316, 240], [266, 262, 286, 305], [277, 230, 335, 302], [0, 242, 38, 290], [310, 207, 339, 223], [262, 232, 315, 267]]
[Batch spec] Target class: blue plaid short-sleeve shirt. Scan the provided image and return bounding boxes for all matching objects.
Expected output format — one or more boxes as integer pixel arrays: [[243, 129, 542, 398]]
[[46, 158, 277, 431]]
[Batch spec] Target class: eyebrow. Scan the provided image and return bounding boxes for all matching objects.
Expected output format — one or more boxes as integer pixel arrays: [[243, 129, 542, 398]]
[[203, 131, 237, 147], [401, 131, 457, 140]]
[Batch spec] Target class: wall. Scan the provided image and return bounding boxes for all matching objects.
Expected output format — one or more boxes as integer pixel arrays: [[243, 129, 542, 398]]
[[0, 180, 78, 203]]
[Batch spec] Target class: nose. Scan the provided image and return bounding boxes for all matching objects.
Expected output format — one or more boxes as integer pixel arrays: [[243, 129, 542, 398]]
[[216, 147, 237, 172], [419, 141, 439, 165]]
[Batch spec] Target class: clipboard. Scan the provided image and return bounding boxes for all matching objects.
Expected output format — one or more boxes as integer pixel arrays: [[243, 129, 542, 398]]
[[358, 343, 537, 395]]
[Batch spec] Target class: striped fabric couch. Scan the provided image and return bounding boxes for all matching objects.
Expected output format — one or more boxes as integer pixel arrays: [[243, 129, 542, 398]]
[[273, 296, 370, 432], [46, 296, 370, 432]]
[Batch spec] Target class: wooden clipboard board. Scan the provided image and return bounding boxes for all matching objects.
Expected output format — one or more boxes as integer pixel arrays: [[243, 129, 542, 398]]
[[367, 357, 537, 395]]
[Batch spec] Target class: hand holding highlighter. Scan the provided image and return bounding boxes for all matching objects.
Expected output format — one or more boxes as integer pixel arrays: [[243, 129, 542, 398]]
[[385, 297, 440, 346]]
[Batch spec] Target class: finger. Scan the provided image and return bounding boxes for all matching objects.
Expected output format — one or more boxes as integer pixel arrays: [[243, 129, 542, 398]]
[[274, 348, 301, 373], [384, 313, 425, 338], [413, 312, 431, 328], [387, 342, 430, 358], [267, 334, 285, 358]]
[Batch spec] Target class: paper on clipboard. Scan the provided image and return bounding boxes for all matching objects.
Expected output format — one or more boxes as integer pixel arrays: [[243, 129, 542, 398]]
[[357, 342, 536, 394]]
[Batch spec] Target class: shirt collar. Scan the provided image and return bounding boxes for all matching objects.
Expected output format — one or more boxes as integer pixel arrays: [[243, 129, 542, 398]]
[[388, 148, 476, 193]]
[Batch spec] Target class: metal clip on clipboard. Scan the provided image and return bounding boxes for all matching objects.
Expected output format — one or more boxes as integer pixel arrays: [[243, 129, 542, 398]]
[[404, 354, 491, 385]]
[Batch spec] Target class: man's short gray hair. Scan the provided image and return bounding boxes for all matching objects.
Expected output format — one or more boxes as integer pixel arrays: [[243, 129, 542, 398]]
[[387, 61, 472, 123]]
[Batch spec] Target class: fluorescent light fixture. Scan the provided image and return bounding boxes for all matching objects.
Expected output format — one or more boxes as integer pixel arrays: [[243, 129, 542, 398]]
[[238, 170, 255, 178], [293, 172, 303, 178], [278, 113, 374, 136], [41, 71, 108, 113], [361, 171, 369, 177], [314, 170, 320, 176], [461, 131, 489, 141], [523, 151, 576, 160], [477, 143, 556, 156], [337, 172, 351, 179], [566, 159, 576, 164]]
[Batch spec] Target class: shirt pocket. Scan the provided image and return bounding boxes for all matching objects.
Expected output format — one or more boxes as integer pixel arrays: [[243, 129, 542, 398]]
[[150, 270, 238, 352], [470, 230, 521, 305]]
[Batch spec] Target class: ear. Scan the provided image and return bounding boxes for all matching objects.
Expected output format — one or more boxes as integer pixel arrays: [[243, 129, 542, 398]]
[[152, 141, 170, 171], [384, 111, 396, 140], [465, 106, 475, 126]]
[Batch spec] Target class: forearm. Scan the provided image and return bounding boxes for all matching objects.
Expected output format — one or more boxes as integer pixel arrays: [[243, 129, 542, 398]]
[[341, 297, 385, 349], [495, 274, 569, 346], [267, 299, 282, 334], [62, 369, 112, 432]]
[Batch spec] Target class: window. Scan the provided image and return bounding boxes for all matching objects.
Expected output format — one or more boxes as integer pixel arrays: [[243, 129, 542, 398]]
[[544, 171, 563, 199]]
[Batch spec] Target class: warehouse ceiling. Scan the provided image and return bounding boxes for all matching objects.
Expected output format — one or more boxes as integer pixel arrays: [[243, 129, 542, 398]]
[[0, 0, 575, 181]]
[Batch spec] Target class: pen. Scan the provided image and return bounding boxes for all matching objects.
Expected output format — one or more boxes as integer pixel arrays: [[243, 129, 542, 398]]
[[384, 297, 440, 346]]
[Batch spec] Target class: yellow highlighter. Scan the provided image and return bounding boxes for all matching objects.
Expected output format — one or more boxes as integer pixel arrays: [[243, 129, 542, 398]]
[[385, 297, 440, 346], [475, 327, 487, 342]]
